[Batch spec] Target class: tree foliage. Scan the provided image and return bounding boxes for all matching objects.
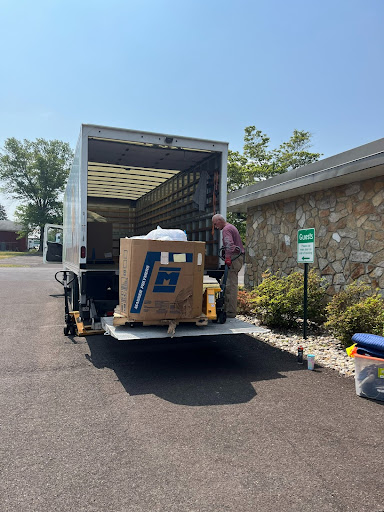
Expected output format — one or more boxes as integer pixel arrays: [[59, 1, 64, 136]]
[[0, 204, 7, 220], [227, 211, 246, 244], [227, 126, 322, 192], [0, 138, 73, 246], [226, 127, 322, 242]]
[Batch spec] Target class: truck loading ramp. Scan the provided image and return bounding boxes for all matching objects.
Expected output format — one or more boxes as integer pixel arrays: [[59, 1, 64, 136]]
[[101, 317, 268, 340]]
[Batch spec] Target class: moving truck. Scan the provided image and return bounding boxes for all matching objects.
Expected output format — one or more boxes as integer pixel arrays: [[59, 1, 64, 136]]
[[47, 124, 230, 335]]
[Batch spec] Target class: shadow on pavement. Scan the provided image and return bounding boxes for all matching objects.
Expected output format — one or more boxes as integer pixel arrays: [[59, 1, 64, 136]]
[[85, 334, 305, 406]]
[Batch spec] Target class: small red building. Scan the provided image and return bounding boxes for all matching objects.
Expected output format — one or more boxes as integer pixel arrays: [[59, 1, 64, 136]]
[[0, 220, 28, 251]]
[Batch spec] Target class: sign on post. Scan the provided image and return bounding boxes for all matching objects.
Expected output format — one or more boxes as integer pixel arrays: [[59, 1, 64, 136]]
[[297, 228, 315, 263], [297, 228, 315, 340]]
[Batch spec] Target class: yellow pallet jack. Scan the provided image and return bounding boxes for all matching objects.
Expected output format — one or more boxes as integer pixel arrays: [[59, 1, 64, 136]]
[[55, 271, 104, 336], [202, 284, 223, 321]]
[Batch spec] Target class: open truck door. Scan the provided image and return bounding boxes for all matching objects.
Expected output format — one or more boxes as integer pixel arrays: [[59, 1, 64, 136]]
[[43, 224, 63, 263]]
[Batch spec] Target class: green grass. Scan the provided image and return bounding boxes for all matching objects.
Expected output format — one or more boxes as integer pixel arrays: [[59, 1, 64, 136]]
[[0, 251, 38, 259], [0, 264, 26, 267]]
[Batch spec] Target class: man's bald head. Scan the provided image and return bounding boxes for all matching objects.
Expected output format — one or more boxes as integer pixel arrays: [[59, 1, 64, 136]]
[[212, 214, 227, 230]]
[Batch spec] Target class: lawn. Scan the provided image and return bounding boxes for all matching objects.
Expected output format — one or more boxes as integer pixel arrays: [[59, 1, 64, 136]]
[[0, 251, 38, 259]]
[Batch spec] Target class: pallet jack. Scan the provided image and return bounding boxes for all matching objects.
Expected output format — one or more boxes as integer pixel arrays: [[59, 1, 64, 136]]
[[55, 271, 104, 336], [202, 246, 242, 324], [55, 271, 76, 335]]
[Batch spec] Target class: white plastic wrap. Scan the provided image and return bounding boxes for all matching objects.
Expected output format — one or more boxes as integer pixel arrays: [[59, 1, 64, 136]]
[[128, 226, 188, 241]]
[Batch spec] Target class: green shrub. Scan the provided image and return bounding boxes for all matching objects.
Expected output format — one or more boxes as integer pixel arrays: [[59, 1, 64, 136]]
[[250, 269, 327, 328], [325, 282, 384, 346]]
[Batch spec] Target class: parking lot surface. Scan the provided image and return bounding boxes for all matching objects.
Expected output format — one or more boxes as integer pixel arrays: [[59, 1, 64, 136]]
[[0, 262, 383, 511]]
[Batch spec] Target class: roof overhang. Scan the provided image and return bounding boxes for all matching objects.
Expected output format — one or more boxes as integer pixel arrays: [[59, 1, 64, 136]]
[[0, 220, 23, 232], [228, 137, 384, 213]]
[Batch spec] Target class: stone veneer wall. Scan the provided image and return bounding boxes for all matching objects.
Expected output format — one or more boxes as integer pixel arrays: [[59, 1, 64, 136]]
[[245, 175, 384, 296]]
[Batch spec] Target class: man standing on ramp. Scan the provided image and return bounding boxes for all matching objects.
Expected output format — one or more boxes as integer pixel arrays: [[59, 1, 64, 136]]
[[212, 214, 245, 318]]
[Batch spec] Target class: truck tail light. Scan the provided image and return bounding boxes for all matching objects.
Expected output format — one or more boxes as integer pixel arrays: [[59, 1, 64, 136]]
[[81, 246, 86, 259]]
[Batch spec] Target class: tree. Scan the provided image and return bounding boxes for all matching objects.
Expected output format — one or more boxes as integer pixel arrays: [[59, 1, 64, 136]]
[[0, 204, 7, 220], [227, 127, 322, 240], [228, 126, 322, 192], [0, 138, 73, 249]]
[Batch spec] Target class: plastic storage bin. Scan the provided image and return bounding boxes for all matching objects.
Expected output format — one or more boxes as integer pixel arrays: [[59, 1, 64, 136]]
[[354, 353, 384, 401]]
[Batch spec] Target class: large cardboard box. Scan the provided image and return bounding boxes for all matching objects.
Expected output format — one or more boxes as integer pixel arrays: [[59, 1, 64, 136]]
[[118, 238, 205, 321], [87, 222, 113, 261]]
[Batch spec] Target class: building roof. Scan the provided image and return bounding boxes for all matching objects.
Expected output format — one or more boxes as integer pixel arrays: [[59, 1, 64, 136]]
[[0, 220, 23, 232], [227, 137, 384, 213]]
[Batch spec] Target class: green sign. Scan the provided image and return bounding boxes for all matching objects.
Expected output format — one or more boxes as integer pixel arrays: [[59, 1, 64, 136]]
[[297, 228, 315, 263]]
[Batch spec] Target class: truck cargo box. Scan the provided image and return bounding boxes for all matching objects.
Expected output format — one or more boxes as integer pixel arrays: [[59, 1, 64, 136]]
[[63, 125, 228, 276], [58, 124, 229, 329]]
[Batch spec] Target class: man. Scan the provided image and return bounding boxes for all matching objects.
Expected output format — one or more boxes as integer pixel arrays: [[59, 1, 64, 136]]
[[212, 214, 245, 318]]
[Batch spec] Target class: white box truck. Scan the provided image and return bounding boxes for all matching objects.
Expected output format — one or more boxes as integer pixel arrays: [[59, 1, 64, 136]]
[[47, 124, 264, 340], [45, 124, 264, 339], [47, 124, 229, 333]]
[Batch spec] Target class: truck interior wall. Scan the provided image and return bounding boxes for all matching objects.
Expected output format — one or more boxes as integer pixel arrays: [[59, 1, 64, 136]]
[[87, 200, 136, 259], [86, 153, 222, 269], [135, 153, 221, 267]]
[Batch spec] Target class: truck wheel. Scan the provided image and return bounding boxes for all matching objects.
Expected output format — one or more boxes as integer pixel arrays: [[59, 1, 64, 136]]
[[217, 311, 227, 324]]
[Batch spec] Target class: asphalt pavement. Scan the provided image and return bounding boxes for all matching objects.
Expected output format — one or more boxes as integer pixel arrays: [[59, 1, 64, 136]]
[[0, 257, 383, 511]]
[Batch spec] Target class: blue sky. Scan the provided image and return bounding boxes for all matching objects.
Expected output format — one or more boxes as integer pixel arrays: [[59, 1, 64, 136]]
[[1, 0, 383, 219]]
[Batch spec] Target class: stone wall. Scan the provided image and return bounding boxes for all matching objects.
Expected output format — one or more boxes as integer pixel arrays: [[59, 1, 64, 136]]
[[245, 176, 384, 296]]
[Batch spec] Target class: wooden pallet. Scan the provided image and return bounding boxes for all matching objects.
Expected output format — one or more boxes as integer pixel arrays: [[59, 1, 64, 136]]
[[113, 312, 208, 330]]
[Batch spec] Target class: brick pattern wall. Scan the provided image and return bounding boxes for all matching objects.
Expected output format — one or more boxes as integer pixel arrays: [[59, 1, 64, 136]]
[[245, 176, 384, 296]]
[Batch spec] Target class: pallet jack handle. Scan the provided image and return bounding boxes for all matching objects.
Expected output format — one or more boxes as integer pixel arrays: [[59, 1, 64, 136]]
[[219, 246, 242, 293], [219, 245, 242, 264], [55, 270, 75, 288], [55, 271, 76, 335], [214, 246, 242, 324]]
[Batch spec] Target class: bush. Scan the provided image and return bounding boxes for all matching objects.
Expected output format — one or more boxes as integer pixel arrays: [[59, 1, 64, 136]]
[[325, 282, 384, 346], [250, 269, 327, 328], [237, 289, 255, 315]]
